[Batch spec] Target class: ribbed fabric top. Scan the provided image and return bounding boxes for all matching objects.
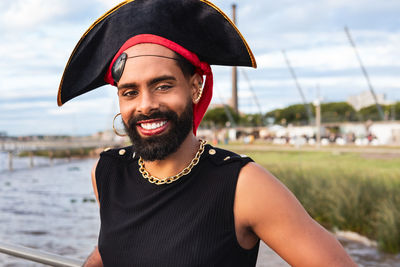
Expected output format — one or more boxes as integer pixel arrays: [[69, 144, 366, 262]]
[[96, 144, 259, 267]]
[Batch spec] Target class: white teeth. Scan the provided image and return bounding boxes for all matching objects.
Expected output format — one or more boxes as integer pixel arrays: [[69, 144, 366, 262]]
[[141, 121, 167, 130]]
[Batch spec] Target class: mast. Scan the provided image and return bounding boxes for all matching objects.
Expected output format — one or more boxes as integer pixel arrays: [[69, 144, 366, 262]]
[[282, 50, 314, 124], [240, 69, 263, 126], [344, 26, 385, 120]]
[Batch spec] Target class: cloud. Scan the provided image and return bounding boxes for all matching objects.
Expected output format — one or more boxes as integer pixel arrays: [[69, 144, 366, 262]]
[[48, 97, 115, 116], [0, 101, 53, 111], [0, 0, 70, 30], [255, 30, 400, 69], [325, 0, 400, 10], [0, 71, 60, 100], [246, 75, 400, 90], [0, 0, 120, 31], [93, 0, 126, 9]]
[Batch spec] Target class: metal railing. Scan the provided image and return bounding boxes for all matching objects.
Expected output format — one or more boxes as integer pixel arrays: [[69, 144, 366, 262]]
[[0, 241, 83, 267]]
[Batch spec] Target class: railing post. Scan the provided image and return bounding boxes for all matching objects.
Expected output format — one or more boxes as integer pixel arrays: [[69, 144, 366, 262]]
[[49, 150, 54, 166], [8, 151, 13, 171], [66, 149, 71, 162], [29, 151, 34, 168]]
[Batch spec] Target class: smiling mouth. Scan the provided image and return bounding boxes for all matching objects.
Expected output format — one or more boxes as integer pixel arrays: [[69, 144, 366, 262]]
[[140, 120, 167, 130], [137, 119, 169, 136]]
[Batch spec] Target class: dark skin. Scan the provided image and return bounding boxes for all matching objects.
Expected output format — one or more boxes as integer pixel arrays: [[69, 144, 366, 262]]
[[84, 44, 357, 267]]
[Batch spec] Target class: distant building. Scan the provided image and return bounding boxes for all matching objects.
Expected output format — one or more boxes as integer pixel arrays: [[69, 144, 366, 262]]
[[347, 90, 392, 111]]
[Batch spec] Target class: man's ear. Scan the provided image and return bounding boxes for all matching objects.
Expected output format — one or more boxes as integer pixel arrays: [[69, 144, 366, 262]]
[[190, 73, 203, 104]]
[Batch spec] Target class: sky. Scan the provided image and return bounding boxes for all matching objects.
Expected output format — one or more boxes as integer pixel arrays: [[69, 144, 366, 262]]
[[1, 0, 399, 136]]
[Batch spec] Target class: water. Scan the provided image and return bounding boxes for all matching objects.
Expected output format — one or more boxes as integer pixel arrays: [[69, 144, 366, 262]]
[[0, 152, 399, 266], [0, 153, 99, 266]]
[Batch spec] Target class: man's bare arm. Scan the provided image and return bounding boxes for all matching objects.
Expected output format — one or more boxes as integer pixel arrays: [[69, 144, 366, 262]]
[[91, 159, 100, 206], [235, 162, 357, 267], [82, 161, 103, 267], [82, 247, 103, 267]]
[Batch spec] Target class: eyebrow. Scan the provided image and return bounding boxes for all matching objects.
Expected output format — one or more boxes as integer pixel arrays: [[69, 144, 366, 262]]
[[118, 75, 177, 90]]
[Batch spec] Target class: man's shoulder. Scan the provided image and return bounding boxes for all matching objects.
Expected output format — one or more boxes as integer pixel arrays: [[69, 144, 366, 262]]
[[203, 144, 253, 167], [99, 145, 138, 160]]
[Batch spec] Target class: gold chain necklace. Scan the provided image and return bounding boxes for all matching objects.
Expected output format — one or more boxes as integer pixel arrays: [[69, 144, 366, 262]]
[[138, 139, 206, 185]]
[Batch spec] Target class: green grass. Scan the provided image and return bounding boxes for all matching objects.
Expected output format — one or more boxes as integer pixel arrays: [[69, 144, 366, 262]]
[[18, 147, 96, 158], [224, 145, 400, 253]]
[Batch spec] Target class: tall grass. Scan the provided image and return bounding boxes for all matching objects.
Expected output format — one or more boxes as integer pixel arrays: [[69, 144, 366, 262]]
[[19, 147, 96, 158], [228, 147, 400, 253]]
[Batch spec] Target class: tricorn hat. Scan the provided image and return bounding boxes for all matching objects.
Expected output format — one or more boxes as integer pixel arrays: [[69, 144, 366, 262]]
[[57, 0, 256, 131]]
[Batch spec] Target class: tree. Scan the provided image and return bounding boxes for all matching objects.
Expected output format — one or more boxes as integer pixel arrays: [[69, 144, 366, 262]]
[[265, 104, 310, 125], [359, 104, 390, 121], [265, 102, 358, 125], [201, 106, 239, 128], [391, 102, 400, 120], [320, 102, 357, 122], [240, 113, 264, 127]]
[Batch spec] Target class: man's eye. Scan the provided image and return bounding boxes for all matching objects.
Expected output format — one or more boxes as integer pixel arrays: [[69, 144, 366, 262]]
[[122, 90, 138, 97], [156, 85, 172, 91]]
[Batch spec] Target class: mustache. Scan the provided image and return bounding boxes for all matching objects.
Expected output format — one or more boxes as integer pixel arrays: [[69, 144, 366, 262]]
[[126, 110, 178, 126]]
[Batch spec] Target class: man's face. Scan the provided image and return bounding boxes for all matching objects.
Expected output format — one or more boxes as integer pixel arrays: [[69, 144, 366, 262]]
[[117, 44, 200, 161]]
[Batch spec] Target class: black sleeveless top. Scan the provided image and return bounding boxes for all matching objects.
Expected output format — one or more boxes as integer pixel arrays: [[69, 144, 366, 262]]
[[96, 144, 259, 267]]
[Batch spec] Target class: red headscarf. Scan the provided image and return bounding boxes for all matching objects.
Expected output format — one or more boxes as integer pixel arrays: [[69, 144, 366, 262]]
[[105, 34, 213, 135]]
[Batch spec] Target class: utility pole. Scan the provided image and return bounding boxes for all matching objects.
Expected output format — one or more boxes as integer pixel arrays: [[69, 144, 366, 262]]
[[313, 85, 321, 149], [391, 104, 396, 121], [282, 50, 314, 124], [231, 4, 238, 113], [344, 26, 385, 121]]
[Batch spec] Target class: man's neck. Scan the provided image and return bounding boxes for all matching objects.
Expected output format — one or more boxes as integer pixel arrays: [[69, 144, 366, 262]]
[[141, 133, 200, 179]]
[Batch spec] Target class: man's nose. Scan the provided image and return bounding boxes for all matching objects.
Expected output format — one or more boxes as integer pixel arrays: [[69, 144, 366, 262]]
[[136, 91, 159, 115]]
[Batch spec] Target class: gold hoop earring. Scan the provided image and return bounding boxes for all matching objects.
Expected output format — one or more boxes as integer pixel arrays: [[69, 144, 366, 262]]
[[112, 113, 127, 137], [194, 87, 203, 104]]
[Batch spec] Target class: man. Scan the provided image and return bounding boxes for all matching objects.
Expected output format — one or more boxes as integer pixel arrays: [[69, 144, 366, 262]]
[[58, 1, 357, 266]]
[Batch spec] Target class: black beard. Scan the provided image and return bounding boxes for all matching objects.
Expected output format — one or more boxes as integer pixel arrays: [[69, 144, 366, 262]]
[[123, 101, 193, 161]]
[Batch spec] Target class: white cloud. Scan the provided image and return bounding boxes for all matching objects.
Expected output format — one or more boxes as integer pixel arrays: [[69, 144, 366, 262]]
[[48, 97, 115, 116], [256, 31, 400, 70], [0, 0, 70, 29], [325, 0, 400, 10], [0, 101, 53, 111], [93, 0, 125, 9], [0, 73, 60, 99], [248, 75, 400, 89]]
